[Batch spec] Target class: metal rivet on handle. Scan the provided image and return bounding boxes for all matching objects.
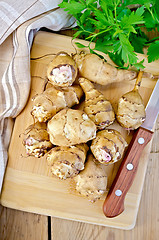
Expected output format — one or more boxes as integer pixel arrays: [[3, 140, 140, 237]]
[[138, 137, 145, 145], [115, 189, 122, 196], [126, 163, 134, 171]]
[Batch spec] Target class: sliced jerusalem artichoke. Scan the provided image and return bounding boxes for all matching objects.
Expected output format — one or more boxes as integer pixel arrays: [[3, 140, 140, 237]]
[[73, 52, 137, 85], [22, 122, 53, 158], [47, 52, 78, 87], [91, 129, 127, 165], [116, 71, 146, 130], [74, 154, 107, 202], [47, 108, 96, 146], [46, 143, 89, 179], [31, 85, 83, 122], [79, 77, 115, 129]]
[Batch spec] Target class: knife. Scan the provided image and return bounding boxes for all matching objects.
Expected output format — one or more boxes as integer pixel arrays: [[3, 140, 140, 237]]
[[103, 80, 159, 218]]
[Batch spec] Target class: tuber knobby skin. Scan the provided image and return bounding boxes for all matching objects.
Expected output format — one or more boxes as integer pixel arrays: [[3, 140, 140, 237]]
[[91, 129, 127, 165], [46, 143, 89, 180], [47, 52, 78, 87], [79, 77, 115, 129], [116, 71, 146, 130], [22, 122, 53, 158], [73, 52, 137, 85], [74, 153, 107, 202], [47, 108, 96, 147], [31, 85, 83, 122]]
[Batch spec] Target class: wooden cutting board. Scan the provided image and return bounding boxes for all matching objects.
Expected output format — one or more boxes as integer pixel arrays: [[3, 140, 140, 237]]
[[1, 32, 159, 230]]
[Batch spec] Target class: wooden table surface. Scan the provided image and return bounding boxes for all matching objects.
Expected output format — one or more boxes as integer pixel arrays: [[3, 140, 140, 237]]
[[0, 30, 159, 240]]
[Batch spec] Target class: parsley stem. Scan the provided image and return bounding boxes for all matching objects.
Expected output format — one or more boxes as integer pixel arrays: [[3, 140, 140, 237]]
[[146, 6, 159, 24], [114, 4, 117, 22], [80, 25, 93, 35], [85, 26, 113, 40], [88, 35, 96, 49], [145, 36, 159, 44]]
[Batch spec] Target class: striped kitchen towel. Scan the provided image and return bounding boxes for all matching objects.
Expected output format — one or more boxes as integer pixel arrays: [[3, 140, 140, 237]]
[[0, 0, 76, 192]]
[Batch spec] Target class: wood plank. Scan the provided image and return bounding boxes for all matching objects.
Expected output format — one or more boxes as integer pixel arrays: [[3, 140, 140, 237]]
[[0, 205, 48, 240], [51, 117, 159, 240], [0, 31, 158, 229]]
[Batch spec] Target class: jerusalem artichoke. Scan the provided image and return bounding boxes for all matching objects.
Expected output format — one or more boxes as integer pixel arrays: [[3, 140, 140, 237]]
[[31, 85, 83, 122], [116, 71, 146, 130], [73, 52, 137, 85], [74, 153, 107, 202], [47, 143, 88, 179], [47, 52, 78, 87], [79, 77, 115, 129], [22, 122, 53, 158], [91, 129, 127, 165], [47, 108, 96, 146]]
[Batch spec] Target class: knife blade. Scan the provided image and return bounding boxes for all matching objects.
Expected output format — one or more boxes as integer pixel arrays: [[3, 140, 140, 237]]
[[103, 80, 159, 218]]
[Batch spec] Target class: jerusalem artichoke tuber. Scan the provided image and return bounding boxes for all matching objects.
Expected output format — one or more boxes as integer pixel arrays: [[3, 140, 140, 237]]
[[91, 129, 127, 165], [73, 52, 137, 85], [47, 108, 96, 146], [74, 153, 107, 202], [46, 143, 88, 179], [79, 77, 115, 129], [116, 71, 146, 130], [22, 122, 53, 158], [31, 85, 83, 122], [47, 52, 78, 87]]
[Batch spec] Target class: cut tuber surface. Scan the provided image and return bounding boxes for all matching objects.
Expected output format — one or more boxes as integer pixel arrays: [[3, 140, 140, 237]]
[[22, 122, 53, 158], [47, 52, 78, 87], [91, 129, 127, 165]]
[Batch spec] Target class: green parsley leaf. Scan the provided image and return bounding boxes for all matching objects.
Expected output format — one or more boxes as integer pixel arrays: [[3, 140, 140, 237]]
[[108, 52, 126, 68], [154, 1, 159, 18], [117, 7, 131, 21], [130, 33, 148, 53], [88, 18, 106, 29], [95, 39, 114, 54], [59, 0, 159, 66], [80, 10, 91, 25], [133, 59, 145, 70], [86, 0, 95, 5], [136, 5, 145, 16], [75, 42, 87, 48], [59, 1, 86, 15], [119, 33, 138, 64], [147, 40, 159, 62], [143, 10, 157, 30], [72, 30, 83, 39], [99, 0, 114, 9], [94, 9, 110, 25], [120, 9, 145, 28]]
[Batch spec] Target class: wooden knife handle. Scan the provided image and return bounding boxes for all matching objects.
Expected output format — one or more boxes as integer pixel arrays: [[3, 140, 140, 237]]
[[103, 127, 153, 218]]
